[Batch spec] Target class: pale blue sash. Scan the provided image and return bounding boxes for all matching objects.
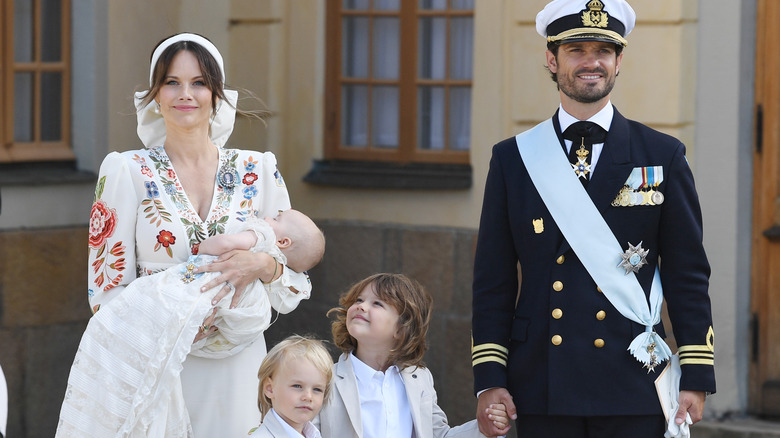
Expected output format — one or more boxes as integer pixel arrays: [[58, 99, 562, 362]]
[[515, 119, 671, 368]]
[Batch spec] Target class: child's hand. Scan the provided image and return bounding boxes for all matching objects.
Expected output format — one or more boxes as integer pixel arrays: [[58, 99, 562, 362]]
[[486, 403, 510, 431], [193, 307, 218, 343]]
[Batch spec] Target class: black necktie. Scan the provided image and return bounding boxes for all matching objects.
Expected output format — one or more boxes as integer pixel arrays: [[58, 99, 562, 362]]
[[562, 121, 607, 187]]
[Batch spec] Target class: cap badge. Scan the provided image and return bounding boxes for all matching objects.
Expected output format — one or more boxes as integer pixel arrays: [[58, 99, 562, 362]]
[[582, 0, 609, 29]]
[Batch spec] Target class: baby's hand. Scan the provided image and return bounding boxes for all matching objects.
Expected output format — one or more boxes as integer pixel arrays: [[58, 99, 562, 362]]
[[486, 403, 510, 431]]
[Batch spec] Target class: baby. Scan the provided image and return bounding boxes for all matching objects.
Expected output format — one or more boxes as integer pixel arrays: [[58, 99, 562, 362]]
[[249, 335, 332, 438], [189, 209, 325, 356]]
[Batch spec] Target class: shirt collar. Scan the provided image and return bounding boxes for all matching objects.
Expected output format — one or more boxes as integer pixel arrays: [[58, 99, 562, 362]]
[[270, 409, 322, 438], [558, 102, 614, 135], [349, 352, 399, 383]]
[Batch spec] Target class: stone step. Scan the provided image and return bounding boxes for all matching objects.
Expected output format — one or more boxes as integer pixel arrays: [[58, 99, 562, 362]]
[[695, 418, 780, 438]]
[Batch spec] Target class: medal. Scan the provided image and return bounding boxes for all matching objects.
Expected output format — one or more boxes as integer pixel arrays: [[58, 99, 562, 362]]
[[217, 163, 239, 190], [181, 261, 198, 283], [571, 144, 592, 179], [643, 342, 661, 373], [618, 241, 649, 274], [651, 190, 664, 205]]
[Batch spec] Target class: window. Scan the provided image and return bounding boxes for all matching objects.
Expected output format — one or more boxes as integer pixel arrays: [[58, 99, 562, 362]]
[[325, 0, 474, 165], [1, 0, 72, 163]]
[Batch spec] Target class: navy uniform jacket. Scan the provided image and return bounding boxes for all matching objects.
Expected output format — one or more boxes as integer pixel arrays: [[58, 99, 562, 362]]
[[471, 107, 715, 416]]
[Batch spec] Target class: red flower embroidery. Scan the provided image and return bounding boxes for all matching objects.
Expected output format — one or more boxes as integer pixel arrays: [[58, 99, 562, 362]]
[[156, 230, 176, 247], [89, 200, 118, 249], [243, 172, 258, 185], [167, 168, 176, 179], [141, 165, 153, 178], [191, 243, 200, 255]]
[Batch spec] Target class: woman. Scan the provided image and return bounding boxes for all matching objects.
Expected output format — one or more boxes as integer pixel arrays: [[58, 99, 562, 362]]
[[59, 34, 310, 437]]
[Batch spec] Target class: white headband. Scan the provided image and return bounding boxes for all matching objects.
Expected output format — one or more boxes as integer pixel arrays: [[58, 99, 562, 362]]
[[149, 33, 226, 85], [135, 33, 236, 148]]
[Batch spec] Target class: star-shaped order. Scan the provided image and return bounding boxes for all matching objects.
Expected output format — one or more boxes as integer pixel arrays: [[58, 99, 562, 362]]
[[572, 157, 591, 179], [618, 241, 649, 274], [571, 146, 591, 179]]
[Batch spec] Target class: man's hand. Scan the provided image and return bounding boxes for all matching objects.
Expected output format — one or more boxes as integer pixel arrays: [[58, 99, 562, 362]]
[[476, 387, 517, 437], [675, 390, 706, 425]]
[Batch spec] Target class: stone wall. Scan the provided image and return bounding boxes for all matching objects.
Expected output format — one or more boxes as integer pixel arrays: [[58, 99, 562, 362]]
[[0, 220, 482, 437], [0, 227, 92, 437]]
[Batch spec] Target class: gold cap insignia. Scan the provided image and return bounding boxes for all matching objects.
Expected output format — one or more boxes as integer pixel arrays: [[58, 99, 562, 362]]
[[582, 0, 609, 28]]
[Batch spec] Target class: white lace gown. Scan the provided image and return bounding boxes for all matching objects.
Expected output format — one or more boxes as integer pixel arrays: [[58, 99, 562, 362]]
[[56, 147, 310, 437]]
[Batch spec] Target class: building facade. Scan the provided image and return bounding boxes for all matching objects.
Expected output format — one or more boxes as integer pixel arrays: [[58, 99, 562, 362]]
[[0, 1, 772, 436]]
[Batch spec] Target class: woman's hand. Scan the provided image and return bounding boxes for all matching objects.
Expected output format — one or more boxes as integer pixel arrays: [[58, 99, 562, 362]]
[[193, 307, 218, 343], [195, 250, 280, 309]]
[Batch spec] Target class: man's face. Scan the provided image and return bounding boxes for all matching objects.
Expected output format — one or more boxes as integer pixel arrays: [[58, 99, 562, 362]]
[[546, 41, 623, 105]]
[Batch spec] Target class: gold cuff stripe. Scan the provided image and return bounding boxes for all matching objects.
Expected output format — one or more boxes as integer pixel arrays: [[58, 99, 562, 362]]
[[472, 356, 508, 367], [678, 345, 713, 353], [680, 354, 714, 361], [680, 358, 714, 366], [472, 343, 509, 355], [472, 351, 508, 363]]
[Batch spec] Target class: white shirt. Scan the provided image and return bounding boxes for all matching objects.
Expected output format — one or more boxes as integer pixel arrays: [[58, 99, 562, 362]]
[[558, 102, 614, 176], [350, 353, 414, 438]]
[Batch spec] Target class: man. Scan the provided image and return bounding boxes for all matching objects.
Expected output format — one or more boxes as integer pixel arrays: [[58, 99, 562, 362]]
[[471, 1, 715, 437]]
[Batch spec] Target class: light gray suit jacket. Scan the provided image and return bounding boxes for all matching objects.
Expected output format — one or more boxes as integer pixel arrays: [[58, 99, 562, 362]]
[[316, 353, 484, 438]]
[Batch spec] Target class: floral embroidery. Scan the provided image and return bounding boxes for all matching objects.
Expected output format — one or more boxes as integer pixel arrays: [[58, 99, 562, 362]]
[[242, 185, 258, 200], [191, 243, 200, 255], [89, 199, 118, 249], [207, 216, 229, 238], [155, 230, 176, 257], [89, 182, 126, 293], [140, 165, 153, 178], [274, 167, 285, 187], [145, 181, 160, 198], [182, 218, 206, 250], [242, 172, 258, 185], [238, 156, 260, 214]]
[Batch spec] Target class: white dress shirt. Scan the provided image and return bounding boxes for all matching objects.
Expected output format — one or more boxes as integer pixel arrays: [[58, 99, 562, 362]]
[[350, 353, 414, 438], [558, 102, 614, 176]]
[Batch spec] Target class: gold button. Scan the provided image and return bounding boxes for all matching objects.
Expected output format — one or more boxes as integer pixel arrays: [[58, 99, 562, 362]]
[[552, 308, 563, 319], [596, 310, 606, 320], [551, 335, 562, 345], [596, 286, 603, 293], [553, 281, 563, 291], [556, 255, 565, 264], [594, 338, 605, 348]]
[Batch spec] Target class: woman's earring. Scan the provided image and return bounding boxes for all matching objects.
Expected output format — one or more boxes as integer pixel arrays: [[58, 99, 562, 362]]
[[154, 102, 161, 115]]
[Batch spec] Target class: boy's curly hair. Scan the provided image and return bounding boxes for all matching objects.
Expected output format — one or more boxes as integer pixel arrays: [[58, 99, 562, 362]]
[[327, 273, 432, 370]]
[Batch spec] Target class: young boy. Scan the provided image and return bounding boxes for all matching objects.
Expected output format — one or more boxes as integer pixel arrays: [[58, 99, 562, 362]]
[[319, 273, 508, 438], [250, 335, 332, 438]]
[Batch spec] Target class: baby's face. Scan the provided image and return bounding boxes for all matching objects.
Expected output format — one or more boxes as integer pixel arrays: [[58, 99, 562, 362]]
[[264, 210, 291, 237]]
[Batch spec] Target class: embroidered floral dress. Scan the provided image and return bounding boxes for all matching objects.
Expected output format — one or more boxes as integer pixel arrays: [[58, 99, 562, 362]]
[[61, 146, 310, 438]]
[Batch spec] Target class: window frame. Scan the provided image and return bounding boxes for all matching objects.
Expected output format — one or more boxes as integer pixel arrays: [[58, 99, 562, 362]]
[[1, 0, 72, 163], [324, 0, 473, 165]]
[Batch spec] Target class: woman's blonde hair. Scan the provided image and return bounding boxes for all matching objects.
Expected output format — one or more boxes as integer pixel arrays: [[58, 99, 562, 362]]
[[327, 273, 433, 370], [256, 335, 333, 419]]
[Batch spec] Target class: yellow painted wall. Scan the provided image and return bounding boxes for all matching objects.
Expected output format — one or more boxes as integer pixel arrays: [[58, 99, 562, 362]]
[[104, 1, 699, 228]]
